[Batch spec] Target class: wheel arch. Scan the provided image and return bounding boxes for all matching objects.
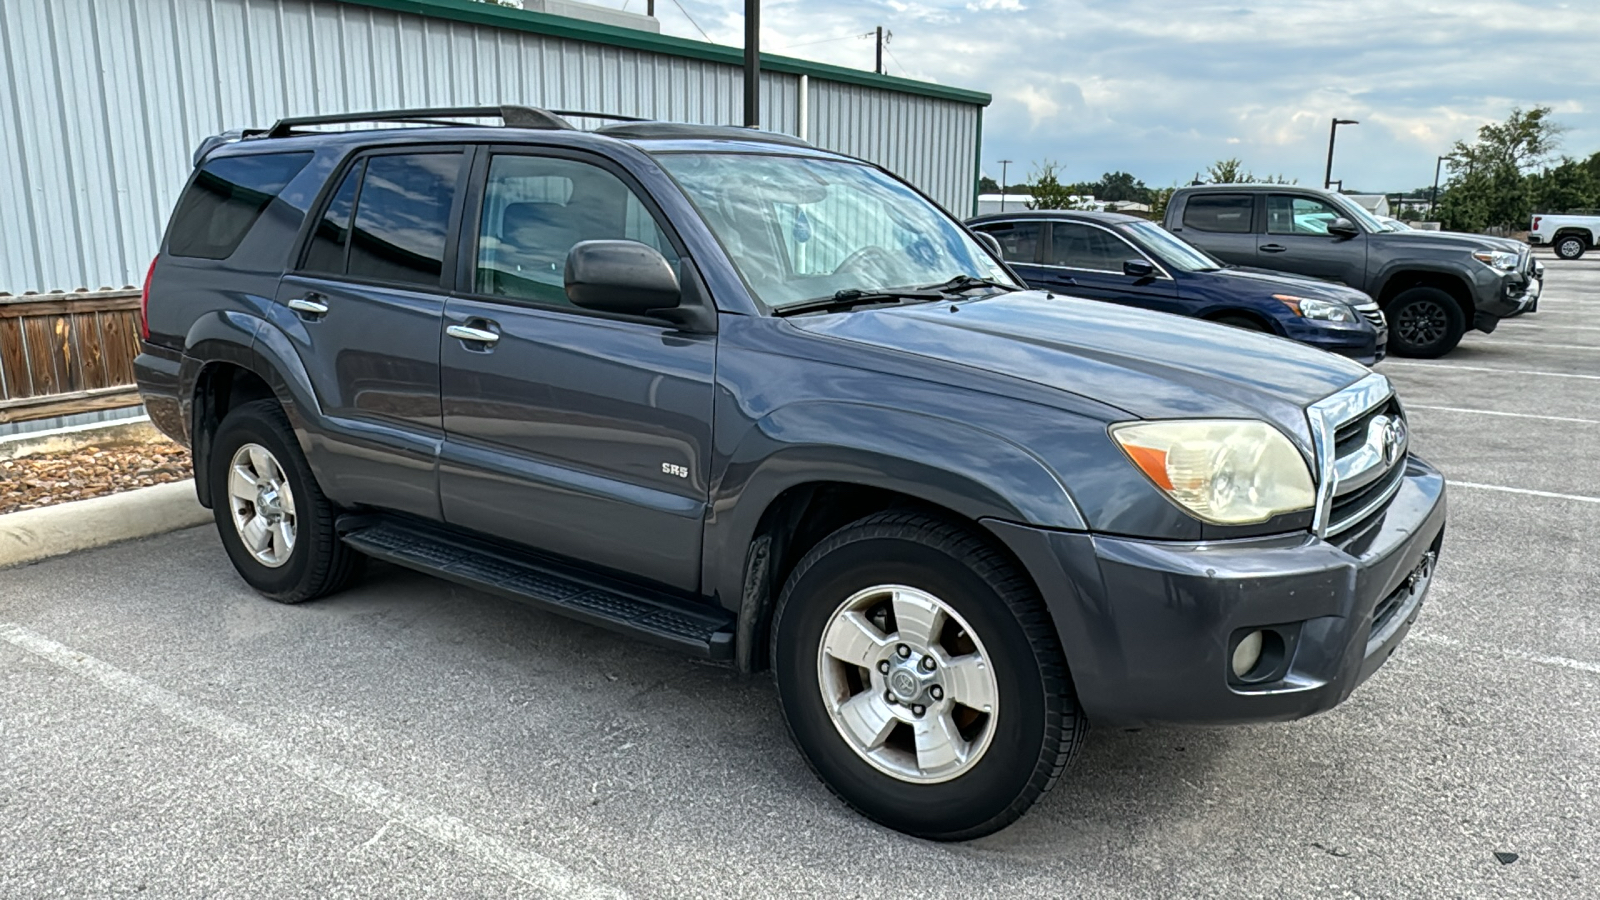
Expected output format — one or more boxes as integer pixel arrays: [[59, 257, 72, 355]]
[[1374, 268, 1475, 320]]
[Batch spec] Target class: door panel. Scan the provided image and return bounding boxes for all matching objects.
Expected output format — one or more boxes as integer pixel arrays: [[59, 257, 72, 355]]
[[1257, 194, 1369, 286], [438, 301, 715, 590], [438, 149, 714, 592], [270, 149, 466, 519]]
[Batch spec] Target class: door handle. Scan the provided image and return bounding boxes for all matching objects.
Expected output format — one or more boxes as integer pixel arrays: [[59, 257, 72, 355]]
[[287, 294, 329, 316], [1054, 276, 1078, 286], [1260, 244, 1288, 253], [446, 324, 500, 345]]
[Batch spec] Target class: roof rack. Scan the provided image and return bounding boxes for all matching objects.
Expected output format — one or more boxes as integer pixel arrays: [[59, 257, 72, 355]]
[[263, 105, 575, 138], [595, 121, 813, 148]]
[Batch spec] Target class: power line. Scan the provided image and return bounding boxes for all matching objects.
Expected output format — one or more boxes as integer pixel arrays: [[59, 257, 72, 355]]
[[666, 0, 712, 42], [884, 44, 907, 76], [782, 30, 874, 50]]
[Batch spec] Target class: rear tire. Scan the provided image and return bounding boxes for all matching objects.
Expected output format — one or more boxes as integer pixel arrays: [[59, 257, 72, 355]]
[[1386, 287, 1465, 358], [770, 511, 1085, 840], [209, 399, 362, 603], [1555, 234, 1587, 260]]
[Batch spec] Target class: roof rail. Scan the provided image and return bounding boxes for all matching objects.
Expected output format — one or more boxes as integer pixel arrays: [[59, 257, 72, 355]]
[[594, 121, 812, 148], [263, 105, 574, 138]]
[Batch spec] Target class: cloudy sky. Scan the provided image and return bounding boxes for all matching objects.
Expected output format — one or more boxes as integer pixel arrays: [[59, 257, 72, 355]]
[[613, 0, 1599, 192]]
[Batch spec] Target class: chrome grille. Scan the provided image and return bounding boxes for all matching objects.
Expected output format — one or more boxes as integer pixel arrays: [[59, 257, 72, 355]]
[[1307, 374, 1408, 538]]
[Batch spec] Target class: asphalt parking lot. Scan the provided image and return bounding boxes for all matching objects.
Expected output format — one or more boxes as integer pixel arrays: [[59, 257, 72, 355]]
[[3, 256, 1598, 899]]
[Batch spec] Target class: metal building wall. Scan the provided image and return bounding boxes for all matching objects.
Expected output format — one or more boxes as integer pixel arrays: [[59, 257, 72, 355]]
[[0, 0, 982, 295]]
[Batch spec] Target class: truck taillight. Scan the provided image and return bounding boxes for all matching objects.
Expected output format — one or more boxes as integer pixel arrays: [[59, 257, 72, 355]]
[[139, 256, 157, 340], [1532, 216, 1541, 231]]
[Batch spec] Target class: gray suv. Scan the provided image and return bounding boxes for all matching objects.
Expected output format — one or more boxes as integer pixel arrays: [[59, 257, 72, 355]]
[[135, 106, 1447, 840], [1165, 184, 1542, 357]]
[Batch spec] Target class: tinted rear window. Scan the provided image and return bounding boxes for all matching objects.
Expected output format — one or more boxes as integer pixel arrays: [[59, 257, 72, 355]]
[[346, 152, 462, 288], [1181, 194, 1255, 234], [166, 152, 313, 259]]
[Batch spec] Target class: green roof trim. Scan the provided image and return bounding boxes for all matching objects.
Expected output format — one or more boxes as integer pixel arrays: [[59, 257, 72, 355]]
[[336, 0, 992, 107]]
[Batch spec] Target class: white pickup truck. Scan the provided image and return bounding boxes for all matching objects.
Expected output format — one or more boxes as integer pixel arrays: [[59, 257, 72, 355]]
[[1528, 212, 1600, 259]]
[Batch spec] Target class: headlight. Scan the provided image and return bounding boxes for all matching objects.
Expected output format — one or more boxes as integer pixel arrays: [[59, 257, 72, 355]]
[[1111, 420, 1315, 525], [1472, 249, 1519, 271], [1272, 294, 1357, 323]]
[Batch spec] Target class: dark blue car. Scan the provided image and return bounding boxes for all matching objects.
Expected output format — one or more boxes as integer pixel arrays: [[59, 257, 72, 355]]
[[969, 210, 1387, 364]]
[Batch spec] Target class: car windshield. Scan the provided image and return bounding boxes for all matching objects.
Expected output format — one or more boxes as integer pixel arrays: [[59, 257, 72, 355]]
[[1118, 220, 1222, 272], [655, 152, 1017, 310]]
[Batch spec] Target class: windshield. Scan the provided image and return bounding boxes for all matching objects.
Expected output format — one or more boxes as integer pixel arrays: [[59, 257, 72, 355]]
[[656, 153, 1017, 310], [1117, 220, 1221, 272]]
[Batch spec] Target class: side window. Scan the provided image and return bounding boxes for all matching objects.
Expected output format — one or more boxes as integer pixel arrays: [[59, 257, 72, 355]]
[[303, 161, 362, 273], [974, 222, 1042, 264], [1267, 194, 1341, 235], [346, 152, 463, 288], [475, 154, 678, 307], [1049, 222, 1137, 271], [1181, 194, 1255, 234], [166, 151, 313, 259]]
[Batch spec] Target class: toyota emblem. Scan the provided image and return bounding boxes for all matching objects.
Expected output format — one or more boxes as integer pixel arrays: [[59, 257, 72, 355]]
[[1380, 416, 1407, 466]]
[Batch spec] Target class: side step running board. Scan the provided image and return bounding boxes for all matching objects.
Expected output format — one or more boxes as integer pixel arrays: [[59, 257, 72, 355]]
[[340, 517, 735, 661]]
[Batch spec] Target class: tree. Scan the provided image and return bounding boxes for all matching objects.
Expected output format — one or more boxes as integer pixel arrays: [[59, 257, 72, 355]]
[[1147, 186, 1176, 221], [1529, 154, 1600, 213], [1437, 106, 1570, 230], [1024, 161, 1082, 210], [1094, 171, 1151, 203], [1201, 158, 1295, 185], [978, 175, 1001, 194], [1450, 105, 1565, 175]]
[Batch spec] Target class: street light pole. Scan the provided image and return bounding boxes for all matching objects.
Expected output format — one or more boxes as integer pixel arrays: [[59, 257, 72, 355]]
[[1324, 117, 1359, 189], [998, 159, 1013, 211], [1430, 155, 1450, 218], [743, 0, 760, 128]]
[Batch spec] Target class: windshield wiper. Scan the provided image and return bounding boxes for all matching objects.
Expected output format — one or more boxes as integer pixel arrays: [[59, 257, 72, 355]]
[[772, 288, 947, 317], [916, 274, 1017, 294]]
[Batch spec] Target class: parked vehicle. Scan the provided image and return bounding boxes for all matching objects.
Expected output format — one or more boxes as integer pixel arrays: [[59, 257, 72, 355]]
[[1165, 184, 1541, 357], [136, 106, 1447, 840], [968, 210, 1387, 364], [1528, 212, 1599, 259]]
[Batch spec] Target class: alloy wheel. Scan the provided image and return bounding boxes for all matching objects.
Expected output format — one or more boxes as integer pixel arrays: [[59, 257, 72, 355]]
[[816, 584, 1000, 784], [226, 442, 297, 568], [1396, 300, 1449, 348]]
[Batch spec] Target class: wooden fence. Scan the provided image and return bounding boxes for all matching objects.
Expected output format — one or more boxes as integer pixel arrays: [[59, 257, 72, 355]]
[[0, 291, 144, 424]]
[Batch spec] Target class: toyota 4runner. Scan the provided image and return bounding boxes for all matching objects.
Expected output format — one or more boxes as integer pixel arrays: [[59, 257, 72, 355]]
[[137, 106, 1447, 840]]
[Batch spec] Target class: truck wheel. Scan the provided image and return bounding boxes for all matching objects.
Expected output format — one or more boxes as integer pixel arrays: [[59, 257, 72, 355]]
[[1555, 234, 1587, 260], [209, 399, 362, 603], [1387, 287, 1464, 358], [770, 511, 1085, 840]]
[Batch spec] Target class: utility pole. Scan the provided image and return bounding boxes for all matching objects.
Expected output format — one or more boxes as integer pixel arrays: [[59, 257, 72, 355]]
[[998, 159, 1013, 211], [743, 0, 759, 127], [1324, 117, 1359, 189], [647, 0, 654, 16], [1430, 155, 1450, 218], [875, 27, 886, 75]]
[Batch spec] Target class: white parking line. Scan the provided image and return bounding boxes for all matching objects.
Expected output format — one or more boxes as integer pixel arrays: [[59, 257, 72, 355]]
[[0, 623, 631, 900], [1410, 632, 1600, 677], [1469, 340, 1600, 351], [1451, 482, 1600, 504], [1408, 405, 1600, 425], [1383, 361, 1600, 380]]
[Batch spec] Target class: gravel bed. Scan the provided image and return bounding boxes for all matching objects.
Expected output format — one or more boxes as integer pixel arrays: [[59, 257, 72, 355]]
[[0, 442, 193, 515]]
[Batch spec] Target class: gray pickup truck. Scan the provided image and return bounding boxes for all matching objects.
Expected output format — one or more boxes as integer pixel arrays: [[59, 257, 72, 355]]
[[136, 106, 1447, 840], [1165, 184, 1542, 356]]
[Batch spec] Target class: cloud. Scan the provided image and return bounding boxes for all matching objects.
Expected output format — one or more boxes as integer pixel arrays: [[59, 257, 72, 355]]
[[628, 0, 1600, 190]]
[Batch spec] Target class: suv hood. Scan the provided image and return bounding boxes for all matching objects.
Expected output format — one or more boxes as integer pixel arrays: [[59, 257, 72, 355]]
[[793, 291, 1369, 447]]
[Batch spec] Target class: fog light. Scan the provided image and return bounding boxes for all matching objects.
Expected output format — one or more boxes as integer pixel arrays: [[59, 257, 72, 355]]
[[1231, 630, 1264, 678]]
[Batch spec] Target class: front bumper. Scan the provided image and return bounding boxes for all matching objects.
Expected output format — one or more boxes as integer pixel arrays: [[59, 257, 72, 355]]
[[1284, 322, 1386, 367], [987, 455, 1447, 727]]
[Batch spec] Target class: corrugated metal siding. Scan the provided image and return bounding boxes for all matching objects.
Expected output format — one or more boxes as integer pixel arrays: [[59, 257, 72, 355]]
[[0, 0, 979, 295]]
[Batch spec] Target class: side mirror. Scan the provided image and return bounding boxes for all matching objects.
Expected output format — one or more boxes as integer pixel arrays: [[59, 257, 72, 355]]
[[565, 240, 681, 316], [1327, 217, 1361, 238], [973, 231, 1004, 258], [1123, 259, 1156, 278]]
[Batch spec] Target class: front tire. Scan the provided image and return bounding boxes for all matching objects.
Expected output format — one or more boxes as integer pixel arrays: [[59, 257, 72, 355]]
[[209, 399, 361, 603], [1555, 234, 1587, 260], [771, 512, 1085, 840], [1386, 287, 1465, 358]]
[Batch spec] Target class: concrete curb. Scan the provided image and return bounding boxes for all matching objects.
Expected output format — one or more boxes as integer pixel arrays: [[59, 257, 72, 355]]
[[0, 416, 162, 461], [0, 479, 211, 570]]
